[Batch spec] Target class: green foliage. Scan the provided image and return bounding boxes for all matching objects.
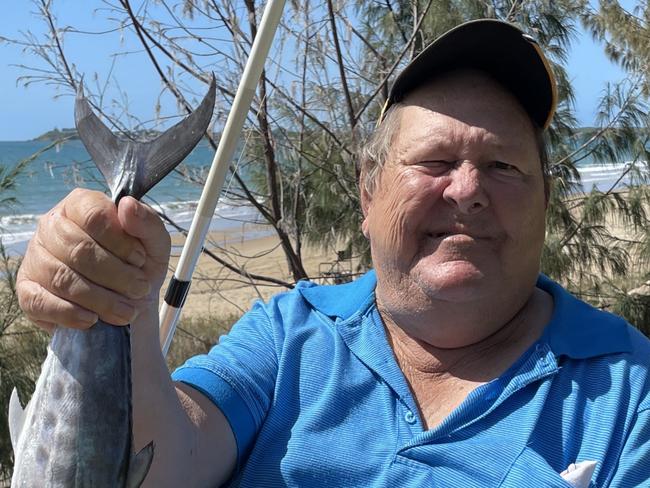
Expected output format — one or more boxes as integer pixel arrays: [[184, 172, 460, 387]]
[[582, 0, 650, 78], [32, 128, 78, 141], [0, 160, 31, 211], [165, 314, 239, 372]]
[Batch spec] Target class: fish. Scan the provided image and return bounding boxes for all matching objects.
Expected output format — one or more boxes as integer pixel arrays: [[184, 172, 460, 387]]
[[9, 77, 216, 487]]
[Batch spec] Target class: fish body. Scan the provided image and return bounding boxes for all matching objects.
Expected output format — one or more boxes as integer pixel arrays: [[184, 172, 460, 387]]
[[10, 78, 216, 487], [10, 324, 151, 487]]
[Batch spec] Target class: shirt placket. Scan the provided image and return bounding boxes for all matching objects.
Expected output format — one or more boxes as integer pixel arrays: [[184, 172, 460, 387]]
[[334, 307, 425, 441]]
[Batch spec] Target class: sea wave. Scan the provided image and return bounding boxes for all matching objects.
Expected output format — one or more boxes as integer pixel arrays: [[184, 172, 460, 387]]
[[576, 160, 648, 189], [0, 197, 261, 252], [0, 214, 40, 227]]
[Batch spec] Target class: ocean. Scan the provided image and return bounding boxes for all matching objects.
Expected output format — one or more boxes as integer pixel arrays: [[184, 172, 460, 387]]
[[0, 139, 260, 254], [0, 138, 643, 255]]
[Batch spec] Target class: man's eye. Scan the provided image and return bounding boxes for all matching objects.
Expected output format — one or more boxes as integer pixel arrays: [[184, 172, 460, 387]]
[[492, 161, 519, 172], [422, 160, 455, 169]]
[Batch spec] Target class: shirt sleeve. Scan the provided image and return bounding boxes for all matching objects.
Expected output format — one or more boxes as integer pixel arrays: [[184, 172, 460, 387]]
[[608, 407, 650, 487], [171, 299, 279, 464]]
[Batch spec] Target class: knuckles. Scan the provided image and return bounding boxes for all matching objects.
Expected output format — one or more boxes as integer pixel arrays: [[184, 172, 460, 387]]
[[50, 264, 78, 295], [80, 203, 114, 238], [67, 187, 107, 204], [68, 238, 96, 266], [68, 189, 115, 237], [16, 280, 41, 318]]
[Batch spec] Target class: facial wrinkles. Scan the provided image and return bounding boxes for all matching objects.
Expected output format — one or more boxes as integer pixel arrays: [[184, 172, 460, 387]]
[[443, 124, 531, 176], [444, 122, 491, 161], [373, 167, 427, 267]]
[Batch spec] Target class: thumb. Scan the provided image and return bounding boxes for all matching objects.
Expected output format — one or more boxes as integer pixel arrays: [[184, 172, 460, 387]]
[[117, 197, 171, 269]]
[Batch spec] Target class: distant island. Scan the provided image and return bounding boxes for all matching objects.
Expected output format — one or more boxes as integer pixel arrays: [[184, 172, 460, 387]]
[[33, 128, 79, 141]]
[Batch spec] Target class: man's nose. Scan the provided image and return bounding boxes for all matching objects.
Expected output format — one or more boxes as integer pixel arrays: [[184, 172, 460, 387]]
[[442, 163, 489, 214]]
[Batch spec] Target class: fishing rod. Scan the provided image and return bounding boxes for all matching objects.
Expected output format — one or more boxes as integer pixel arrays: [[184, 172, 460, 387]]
[[159, 0, 287, 357]]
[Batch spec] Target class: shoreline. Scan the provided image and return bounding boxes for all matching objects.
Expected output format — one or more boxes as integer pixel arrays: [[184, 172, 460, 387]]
[[0, 215, 355, 322], [0, 225, 350, 319]]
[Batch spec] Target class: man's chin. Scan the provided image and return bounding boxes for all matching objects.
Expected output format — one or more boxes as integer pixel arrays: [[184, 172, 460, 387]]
[[413, 261, 493, 302]]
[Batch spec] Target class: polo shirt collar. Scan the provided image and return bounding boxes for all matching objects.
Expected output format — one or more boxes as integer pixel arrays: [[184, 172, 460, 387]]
[[298, 270, 632, 359], [536, 274, 631, 358], [297, 270, 377, 320]]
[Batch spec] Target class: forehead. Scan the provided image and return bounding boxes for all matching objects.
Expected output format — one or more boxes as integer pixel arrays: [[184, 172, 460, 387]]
[[393, 70, 538, 157]]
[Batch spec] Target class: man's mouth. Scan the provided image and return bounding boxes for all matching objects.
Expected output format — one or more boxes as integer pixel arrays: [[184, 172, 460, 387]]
[[427, 231, 488, 241], [429, 231, 465, 239]]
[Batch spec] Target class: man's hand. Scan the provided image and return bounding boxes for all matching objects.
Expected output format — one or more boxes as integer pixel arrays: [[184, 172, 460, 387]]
[[17, 188, 171, 331]]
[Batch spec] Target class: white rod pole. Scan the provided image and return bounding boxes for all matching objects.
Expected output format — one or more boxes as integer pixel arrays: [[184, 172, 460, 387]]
[[160, 0, 287, 356]]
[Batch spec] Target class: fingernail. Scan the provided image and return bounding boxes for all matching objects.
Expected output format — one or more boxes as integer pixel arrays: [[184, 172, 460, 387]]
[[115, 301, 136, 323], [132, 200, 143, 218], [129, 278, 151, 299], [127, 248, 146, 267]]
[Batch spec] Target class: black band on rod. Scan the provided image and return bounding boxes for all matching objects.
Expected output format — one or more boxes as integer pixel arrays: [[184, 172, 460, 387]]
[[165, 277, 191, 308]]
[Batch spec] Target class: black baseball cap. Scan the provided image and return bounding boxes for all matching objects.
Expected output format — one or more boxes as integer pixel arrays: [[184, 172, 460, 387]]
[[379, 19, 558, 130]]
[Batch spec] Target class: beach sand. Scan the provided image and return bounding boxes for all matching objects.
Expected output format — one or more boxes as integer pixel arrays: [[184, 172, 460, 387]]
[[164, 226, 358, 321]]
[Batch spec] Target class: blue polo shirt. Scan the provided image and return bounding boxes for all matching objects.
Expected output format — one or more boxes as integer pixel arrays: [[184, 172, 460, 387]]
[[172, 272, 650, 487]]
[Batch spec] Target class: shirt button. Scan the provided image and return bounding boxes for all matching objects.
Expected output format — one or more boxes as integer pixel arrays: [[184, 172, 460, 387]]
[[404, 410, 417, 424]]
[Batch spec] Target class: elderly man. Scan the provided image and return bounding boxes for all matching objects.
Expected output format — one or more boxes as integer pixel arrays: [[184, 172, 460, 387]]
[[17, 19, 650, 487]]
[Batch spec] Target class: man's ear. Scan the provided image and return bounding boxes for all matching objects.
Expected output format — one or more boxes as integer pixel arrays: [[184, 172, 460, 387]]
[[359, 172, 373, 239], [360, 182, 372, 217]]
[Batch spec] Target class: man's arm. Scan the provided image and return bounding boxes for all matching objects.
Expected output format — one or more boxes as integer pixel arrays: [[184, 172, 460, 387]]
[[16, 189, 237, 487]]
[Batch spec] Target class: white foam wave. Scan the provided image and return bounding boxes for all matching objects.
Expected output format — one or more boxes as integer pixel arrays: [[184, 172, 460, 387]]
[[0, 214, 39, 227], [0, 230, 36, 246], [0, 198, 260, 251], [576, 161, 647, 188]]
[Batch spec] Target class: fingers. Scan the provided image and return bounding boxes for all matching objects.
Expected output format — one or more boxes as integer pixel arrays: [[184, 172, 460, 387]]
[[118, 197, 171, 281], [62, 189, 147, 267], [17, 242, 138, 327], [39, 204, 151, 300], [16, 189, 170, 332], [35, 321, 56, 335], [16, 277, 98, 330]]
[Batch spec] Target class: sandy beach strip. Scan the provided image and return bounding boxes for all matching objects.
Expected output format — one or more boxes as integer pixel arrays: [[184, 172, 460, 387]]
[[164, 226, 358, 321]]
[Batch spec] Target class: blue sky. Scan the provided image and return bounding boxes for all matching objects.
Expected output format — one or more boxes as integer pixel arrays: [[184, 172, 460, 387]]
[[0, 1, 169, 141], [0, 2, 628, 141]]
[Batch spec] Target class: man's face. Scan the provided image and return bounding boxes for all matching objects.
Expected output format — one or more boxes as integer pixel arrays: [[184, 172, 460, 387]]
[[362, 70, 547, 316]]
